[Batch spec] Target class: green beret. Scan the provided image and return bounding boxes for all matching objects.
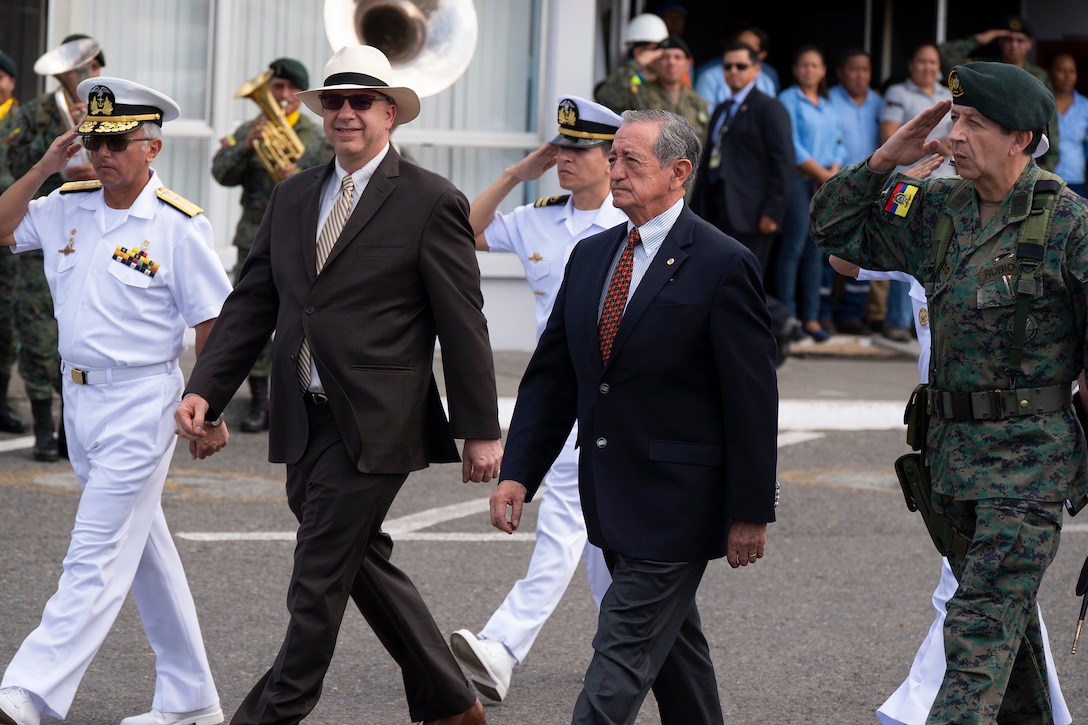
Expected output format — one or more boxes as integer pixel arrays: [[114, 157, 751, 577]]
[[0, 51, 16, 78], [948, 61, 1054, 131], [269, 57, 308, 91], [999, 14, 1034, 38], [658, 35, 691, 58], [61, 33, 105, 67]]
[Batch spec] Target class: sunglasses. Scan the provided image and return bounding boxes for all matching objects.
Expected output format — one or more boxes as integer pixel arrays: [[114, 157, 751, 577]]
[[318, 93, 388, 111], [83, 136, 152, 153], [722, 63, 752, 71]]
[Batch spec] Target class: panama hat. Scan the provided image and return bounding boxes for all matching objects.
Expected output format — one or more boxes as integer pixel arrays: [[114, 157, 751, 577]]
[[296, 45, 420, 124]]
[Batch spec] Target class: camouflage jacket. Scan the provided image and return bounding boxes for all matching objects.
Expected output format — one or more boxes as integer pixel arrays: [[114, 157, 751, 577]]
[[211, 113, 332, 252], [811, 159, 1088, 502], [595, 59, 709, 143], [5, 91, 68, 198], [937, 38, 1060, 171]]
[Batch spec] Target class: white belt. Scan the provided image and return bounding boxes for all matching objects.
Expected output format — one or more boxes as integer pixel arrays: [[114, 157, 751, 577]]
[[64, 360, 178, 385]]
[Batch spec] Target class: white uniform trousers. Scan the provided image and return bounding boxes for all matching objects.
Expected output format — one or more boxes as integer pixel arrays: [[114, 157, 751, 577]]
[[479, 426, 611, 663], [1, 367, 218, 718], [877, 557, 1071, 725]]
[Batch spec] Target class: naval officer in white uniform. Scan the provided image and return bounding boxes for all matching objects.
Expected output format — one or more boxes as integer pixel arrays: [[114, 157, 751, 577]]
[[450, 95, 625, 703], [0, 77, 231, 725]]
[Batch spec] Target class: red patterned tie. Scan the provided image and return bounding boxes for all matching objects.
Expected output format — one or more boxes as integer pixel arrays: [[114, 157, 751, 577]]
[[598, 227, 641, 363]]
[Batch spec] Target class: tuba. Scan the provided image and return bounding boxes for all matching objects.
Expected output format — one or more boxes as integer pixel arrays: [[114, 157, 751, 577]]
[[323, 0, 477, 99], [235, 68, 307, 183], [34, 37, 100, 166]]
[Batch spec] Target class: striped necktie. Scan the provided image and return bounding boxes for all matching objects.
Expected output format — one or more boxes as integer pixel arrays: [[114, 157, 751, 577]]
[[598, 227, 641, 364], [297, 173, 355, 392]]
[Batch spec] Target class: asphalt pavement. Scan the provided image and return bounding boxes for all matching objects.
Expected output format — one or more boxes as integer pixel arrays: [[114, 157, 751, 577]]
[[1, 334, 1086, 724]]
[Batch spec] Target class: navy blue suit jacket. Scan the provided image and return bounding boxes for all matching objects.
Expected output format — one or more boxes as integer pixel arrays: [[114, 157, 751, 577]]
[[500, 205, 779, 562]]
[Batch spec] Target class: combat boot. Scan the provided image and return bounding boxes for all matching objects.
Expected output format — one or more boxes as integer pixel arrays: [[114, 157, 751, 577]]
[[0, 374, 28, 433], [239, 376, 269, 432], [30, 397, 58, 462]]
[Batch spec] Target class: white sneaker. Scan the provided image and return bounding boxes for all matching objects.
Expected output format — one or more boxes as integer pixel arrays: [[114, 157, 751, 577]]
[[450, 629, 513, 702], [118, 702, 224, 725], [0, 687, 40, 725]]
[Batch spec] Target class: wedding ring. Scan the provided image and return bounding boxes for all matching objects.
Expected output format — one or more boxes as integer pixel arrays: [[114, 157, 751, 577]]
[[748, 553, 758, 559]]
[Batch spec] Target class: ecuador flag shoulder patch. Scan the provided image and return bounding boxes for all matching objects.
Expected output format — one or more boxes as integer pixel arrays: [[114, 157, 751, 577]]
[[884, 182, 919, 218]]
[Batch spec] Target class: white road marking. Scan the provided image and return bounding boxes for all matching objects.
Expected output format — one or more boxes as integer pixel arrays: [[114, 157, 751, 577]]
[[3, 397, 898, 543]]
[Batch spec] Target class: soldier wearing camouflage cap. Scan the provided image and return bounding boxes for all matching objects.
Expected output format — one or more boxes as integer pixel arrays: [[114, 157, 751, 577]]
[[211, 58, 333, 432], [811, 61, 1088, 723]]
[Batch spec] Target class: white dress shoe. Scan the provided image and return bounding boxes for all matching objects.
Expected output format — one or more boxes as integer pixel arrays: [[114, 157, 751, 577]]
[[0, 687, 40, 725], [450, 629, 514, 702], [118, 702, 224, 725]]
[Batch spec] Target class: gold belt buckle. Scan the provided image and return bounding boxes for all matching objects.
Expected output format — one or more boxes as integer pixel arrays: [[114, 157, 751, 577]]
[[71, 368, 89, 385]]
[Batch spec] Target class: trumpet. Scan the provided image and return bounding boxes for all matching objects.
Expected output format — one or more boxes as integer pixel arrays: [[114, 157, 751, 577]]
[[235, 69, 307, 183]]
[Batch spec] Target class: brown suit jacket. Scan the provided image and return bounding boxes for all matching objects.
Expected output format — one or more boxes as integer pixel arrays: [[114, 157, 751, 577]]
[[186, 147, 501, 473]]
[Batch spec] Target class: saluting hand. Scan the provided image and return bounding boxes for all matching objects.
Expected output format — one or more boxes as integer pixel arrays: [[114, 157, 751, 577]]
[[36, 129, 84, 179], [869, 99, 951, 174], [509, 144, 559, 183]]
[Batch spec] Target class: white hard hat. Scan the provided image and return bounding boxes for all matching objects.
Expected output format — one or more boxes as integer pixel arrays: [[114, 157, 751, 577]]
[[624, 13, 668, 45]]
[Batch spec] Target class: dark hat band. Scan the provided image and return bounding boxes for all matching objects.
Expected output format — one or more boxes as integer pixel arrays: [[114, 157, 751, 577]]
[[324, 72, 388, 88], [559, 128, 616, 141]]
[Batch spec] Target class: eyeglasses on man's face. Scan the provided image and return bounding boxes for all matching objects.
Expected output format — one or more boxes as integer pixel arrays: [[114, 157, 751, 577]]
[[723, 62, 751, 71], [83, 135, 152, 153], [318, 93, 388, 111]]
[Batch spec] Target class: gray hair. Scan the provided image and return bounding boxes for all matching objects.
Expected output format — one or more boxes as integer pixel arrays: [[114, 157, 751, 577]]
[[619, 109, 701, 190], [139, 122, 163, 147]]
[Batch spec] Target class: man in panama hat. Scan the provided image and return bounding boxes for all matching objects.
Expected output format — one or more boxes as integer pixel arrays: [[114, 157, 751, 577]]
[[177, 44, 499, 725]]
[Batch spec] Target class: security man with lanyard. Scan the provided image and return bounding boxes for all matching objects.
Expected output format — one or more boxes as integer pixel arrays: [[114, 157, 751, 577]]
[[811, 62, 1088, 723]]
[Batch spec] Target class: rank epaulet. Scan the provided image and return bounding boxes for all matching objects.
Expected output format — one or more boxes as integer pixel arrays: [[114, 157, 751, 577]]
[[59, 180, 103, 194], [534, 194, 570, 208], [156, 187, 204, 217]]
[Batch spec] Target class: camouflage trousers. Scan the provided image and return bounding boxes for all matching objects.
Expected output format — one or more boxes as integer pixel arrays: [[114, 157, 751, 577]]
[[15, 251, 60, 401], [929, 494, 1063, 725], [233, 255, 271, 379], [0, 248, 16, 374]]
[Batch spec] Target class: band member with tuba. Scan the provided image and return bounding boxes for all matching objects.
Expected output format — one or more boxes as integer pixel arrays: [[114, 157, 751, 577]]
[[4, 34, 105, 462], [211, 58, 332, 433]]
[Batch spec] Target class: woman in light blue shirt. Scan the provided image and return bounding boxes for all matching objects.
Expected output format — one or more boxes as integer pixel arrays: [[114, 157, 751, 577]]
[[1050, 52, 1088, 197], [776, 45, 846, 341]]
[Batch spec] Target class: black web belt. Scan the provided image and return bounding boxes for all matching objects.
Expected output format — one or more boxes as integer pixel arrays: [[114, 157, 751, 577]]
[[929, 382, 1071, 421]]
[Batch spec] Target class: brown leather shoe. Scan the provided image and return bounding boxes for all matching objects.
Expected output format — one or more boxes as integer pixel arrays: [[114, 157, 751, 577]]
[[421, 698, 487, 725]]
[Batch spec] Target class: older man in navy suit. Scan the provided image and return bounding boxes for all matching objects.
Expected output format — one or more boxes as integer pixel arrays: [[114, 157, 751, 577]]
[[490, 109, 779, 725]]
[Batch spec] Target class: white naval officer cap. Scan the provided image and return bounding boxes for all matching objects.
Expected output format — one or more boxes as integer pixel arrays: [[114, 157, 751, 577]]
[[551, 96, 623, 148], [75, 76, 180, 135]]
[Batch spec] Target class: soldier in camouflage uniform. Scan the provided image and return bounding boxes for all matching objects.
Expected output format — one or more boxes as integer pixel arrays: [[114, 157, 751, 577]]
[[938, 14, 1059, 172], [0, 51, 29, 433], [5, 35, 104, 460], [811, 62, 1088, 724], [211, 58, 333, 432], [595, 36, 709, 145]]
